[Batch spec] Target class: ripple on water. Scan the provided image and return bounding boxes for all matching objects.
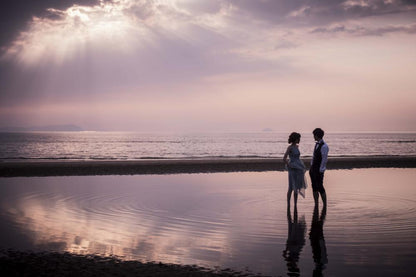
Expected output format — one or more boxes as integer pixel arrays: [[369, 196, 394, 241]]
[[51, 191, 235, 241], [14, 185, 289, 252], [2, 170, 416, 277], [328, 191, 416, 246]]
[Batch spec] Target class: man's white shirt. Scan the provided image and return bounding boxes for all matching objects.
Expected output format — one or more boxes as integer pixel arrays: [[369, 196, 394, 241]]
[[311, 139, 329, 172]]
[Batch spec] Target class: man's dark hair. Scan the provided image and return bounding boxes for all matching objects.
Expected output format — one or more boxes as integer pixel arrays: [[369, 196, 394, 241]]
[[313, 128, 324, 139]]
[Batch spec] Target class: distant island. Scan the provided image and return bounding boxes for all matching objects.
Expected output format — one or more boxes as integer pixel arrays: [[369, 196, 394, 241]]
[[262, 128, 273, 132], [0, 124, 84, 132]]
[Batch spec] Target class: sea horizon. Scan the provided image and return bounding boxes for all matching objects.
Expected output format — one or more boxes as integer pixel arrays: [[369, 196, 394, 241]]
[[1, 131, 416, 162]]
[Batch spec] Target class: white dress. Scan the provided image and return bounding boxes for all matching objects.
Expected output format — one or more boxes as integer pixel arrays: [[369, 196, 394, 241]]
[[287, 146, 307, 198]]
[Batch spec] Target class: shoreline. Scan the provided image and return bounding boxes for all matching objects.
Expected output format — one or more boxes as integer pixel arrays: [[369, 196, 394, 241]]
[[0, 250, 258, 277], [0, 156, 415, 177]]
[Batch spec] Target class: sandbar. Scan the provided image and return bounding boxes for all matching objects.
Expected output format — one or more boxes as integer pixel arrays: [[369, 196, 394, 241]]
[[0, 156, 415, 177]]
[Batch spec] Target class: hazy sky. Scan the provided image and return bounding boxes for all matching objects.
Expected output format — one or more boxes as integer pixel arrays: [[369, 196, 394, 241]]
[[1, 0, 415, 132]]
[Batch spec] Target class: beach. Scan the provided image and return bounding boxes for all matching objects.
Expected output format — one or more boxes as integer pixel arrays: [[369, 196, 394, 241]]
[[1, 0, 415, 274], [1, 156, 416, 177]]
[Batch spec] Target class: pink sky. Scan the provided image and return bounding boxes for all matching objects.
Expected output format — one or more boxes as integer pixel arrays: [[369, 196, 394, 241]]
[[0, 0, 415, 132]]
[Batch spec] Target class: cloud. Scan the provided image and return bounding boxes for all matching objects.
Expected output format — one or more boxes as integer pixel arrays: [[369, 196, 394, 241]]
[[311, 23, 416, 36], [0, 0, 295, 107], [0, 0, 100, 52], [2, 0, 415, 50], [2, 1, 233, 66], [274, 39, 299, 50], [228, 0, 416, 26], [2, 0, 415, 59]]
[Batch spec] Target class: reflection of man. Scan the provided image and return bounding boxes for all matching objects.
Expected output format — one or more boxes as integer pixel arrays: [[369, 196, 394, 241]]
[[310, 206, 328, 277], [283, 208, 306, 277], [309, 128, 329, 207]]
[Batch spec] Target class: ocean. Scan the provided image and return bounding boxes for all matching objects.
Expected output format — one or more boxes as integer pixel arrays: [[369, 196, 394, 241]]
[[0, 132, 415, 161]]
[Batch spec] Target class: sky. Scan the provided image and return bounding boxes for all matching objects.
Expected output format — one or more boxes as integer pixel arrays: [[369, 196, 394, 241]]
[[0, 0, 415, 132]]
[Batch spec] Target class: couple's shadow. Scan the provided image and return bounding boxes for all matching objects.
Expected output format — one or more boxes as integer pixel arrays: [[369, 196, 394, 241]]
[[283, 206, 327, 276]]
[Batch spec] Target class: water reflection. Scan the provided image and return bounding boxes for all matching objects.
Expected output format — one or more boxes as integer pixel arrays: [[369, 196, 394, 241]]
[[310, 205, 328, 277], [283, 207, 306, 276], [1, 169, 416, 276]]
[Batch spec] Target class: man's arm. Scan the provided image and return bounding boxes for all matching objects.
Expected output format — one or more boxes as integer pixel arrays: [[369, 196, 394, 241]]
[[320, 144, 329, 172]]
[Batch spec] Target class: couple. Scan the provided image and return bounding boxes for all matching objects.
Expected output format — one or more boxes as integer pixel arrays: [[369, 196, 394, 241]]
[[283, 128, 328, 208]]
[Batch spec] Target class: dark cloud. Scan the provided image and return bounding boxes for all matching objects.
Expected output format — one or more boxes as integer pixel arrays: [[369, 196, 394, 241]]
[[228, 0, 416, 26], [2, 0, 415, 53], [311, 25, 350, 34], [0, 0, 99, 51], [365, 23, 416, 35], [311, 23, 416, 36]]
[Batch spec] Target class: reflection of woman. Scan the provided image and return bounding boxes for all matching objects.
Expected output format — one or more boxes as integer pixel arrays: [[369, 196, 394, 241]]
[[283, 209, 306, 277], [283, 132, 307, 209], [310, 206, 328, 277]]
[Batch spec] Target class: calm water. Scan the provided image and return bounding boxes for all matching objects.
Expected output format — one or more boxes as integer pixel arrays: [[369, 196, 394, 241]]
[[0, 169, 415, 276], [0, 132, 416, 161]]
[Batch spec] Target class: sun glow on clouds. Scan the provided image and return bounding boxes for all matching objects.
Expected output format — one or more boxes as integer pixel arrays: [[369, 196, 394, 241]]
[[5, 1, 149, 65], [3, 0, 281, 69], [7, 0, 413, 67], [3, 0, 233, 66]]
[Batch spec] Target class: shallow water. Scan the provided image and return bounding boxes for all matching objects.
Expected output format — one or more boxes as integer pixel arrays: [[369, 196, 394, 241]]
[[0, 169, 415, 276]]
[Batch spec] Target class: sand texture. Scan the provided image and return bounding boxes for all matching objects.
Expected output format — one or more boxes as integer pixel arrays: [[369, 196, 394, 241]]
[[0, 250, 262, 277]]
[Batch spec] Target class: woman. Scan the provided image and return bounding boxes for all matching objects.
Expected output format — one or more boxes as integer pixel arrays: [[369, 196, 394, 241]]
[[283, 132, 307, 209]]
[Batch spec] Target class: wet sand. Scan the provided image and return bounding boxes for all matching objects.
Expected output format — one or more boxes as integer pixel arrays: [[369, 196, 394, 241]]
[[0, 250, 259, 277], [1, 156, 416, 177]]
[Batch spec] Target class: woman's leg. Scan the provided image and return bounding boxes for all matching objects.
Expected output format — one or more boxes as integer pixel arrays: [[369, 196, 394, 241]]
[[287, 187, 293, 209]]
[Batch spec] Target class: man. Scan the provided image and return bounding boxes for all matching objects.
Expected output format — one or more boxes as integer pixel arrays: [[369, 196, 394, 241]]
[[309, 128, 329, 207]]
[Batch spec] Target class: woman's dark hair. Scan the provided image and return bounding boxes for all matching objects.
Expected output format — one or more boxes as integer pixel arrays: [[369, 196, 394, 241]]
[[312, 128, 324, 139], [288, 132, 301, 144]]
